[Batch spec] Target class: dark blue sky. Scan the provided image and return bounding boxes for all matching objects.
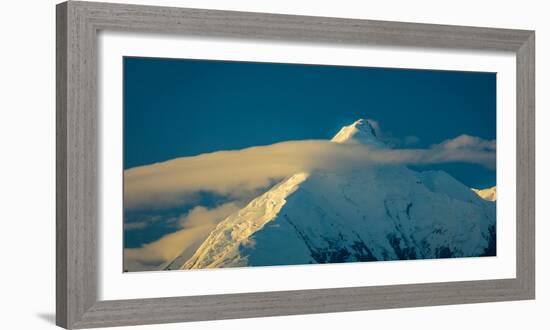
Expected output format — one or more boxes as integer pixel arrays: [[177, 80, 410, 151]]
[[124, 57, 496, 188]]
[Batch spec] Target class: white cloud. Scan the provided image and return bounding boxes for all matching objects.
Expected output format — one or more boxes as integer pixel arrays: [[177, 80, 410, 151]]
[[124, 202, 240, 272], [123, 214, 163, 231], [123, 131, 496, 271], [123, 222, 149, 231], [366, 119, 381, 135], [367, 122, 419, 147], [124, 136, 496, 211], [436, 134, 496, 151]]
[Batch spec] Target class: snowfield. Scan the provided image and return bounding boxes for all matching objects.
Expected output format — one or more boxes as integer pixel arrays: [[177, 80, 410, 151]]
[[167, 119, 496, 270]]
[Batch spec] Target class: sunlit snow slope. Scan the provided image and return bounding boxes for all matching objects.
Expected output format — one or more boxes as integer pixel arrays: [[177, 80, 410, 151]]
[[472, 186, 497, 202], [168, 119, 496, 270]]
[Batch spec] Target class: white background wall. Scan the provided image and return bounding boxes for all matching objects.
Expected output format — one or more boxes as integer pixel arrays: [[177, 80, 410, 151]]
[[0, 0, 547, 329]]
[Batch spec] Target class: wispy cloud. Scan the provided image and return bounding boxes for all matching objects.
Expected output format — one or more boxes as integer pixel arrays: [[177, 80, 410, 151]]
[[436, 134, 496, 151], [124, 202, 240, 271], [124, 135, 495, 211], [123, 129, 495, 271], [124, 214, 163, 231], [365, 119, 420, 147]]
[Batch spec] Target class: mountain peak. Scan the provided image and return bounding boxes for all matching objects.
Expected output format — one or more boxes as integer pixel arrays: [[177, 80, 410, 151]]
[[176, 161, 496, 270], [331, 119, 383, 146], [351, 119, 377, 134]]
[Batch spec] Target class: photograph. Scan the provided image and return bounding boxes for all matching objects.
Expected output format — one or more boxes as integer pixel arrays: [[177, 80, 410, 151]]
[[3, 0, 542, 328], [3, 0, 544, 328], [122, 57, 497, 272]]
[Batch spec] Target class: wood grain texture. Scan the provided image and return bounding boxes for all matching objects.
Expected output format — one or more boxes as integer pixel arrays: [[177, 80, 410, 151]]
[[57, 2, 99, 328], [56, 1, 536, 328], [515, 32, 536, 298], [56, 3, 68, 328]]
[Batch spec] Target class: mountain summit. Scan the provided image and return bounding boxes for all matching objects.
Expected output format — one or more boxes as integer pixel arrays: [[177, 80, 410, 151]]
[[167, 120, 496, 270], [331, 119, 384, 146]]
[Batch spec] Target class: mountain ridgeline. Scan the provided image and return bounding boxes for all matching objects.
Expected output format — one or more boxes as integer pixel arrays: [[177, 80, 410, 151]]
[[167, 119, 496, 270]]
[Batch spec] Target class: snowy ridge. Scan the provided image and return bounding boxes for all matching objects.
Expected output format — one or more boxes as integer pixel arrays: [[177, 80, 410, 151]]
[[172, 173, 309, 269], [331, 119, 384, 147], [171, 119, 496, 270], [472, 186, 496, 202]]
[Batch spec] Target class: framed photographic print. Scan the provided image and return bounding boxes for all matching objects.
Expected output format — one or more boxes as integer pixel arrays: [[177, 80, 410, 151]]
[[56, 1, 535, 328]]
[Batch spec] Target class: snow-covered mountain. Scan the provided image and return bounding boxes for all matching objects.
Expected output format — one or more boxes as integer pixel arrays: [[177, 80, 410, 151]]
[[472, 186, 497, 202], [167, 119, 496, 270]]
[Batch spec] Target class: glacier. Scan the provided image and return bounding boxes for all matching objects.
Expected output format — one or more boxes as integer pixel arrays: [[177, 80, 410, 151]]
[[167, 119, 496, 270]]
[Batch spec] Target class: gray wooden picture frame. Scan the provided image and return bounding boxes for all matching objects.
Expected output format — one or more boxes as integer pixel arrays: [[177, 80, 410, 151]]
[[56, 1, 535, 328]]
